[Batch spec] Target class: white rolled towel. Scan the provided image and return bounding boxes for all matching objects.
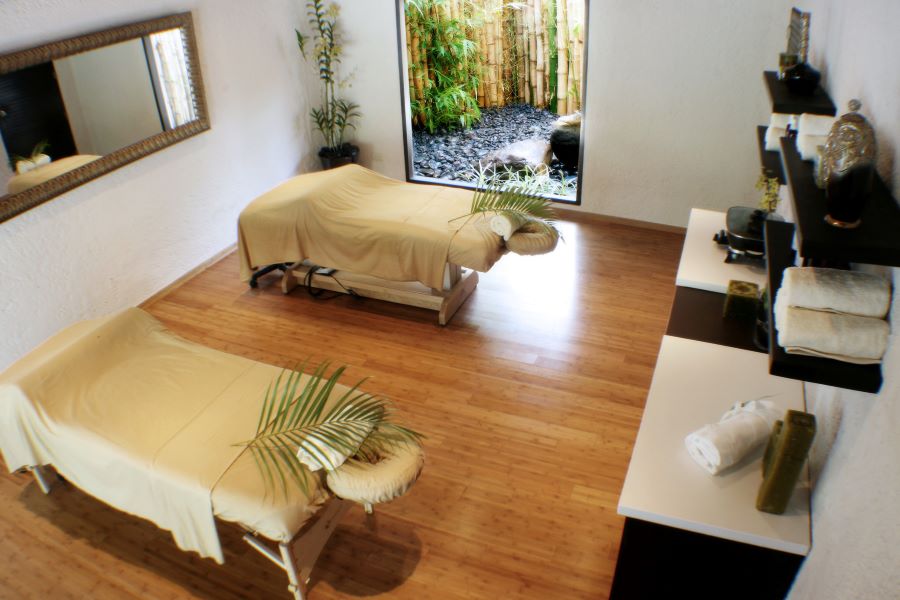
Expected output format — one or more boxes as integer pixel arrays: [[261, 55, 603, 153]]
[[765, 126, 787, 152], [778, 267, 891, 318], [14, 153, 51, 175], [774, 306, 889, 364], [490, 213, 529, 241], [797, 113, 836, 138], [797, 134, 827, 161], [769, 113, 796, 130], [685, 399, 782, 475]]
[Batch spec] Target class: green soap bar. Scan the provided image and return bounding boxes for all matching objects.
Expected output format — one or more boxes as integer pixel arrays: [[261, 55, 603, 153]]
[[723, 280, 760, 320], [757, 410, 817, 515]]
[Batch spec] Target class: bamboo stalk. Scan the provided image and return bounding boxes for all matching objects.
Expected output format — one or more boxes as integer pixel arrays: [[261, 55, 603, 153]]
[[485, 4, 498, 107], [408, 16, 425, 126], [498, 4, 505, 105], [516, 7, 525, 103], [500, 7, 510, 105], [556, 0, 569, 114], [527, 0, 537, 105], [533, 0, 544, 108]]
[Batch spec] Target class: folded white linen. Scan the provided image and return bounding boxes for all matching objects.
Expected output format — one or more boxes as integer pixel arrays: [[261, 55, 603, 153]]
[[685, 399, 782, 475], [797, 134, 828, 161], [769, 113, 796, 130], [775, 306, 890, 364], [778, 267, 891, 318], [765, 126, 787, 151], [490, 213, 529, 241], [797, 113, 836, 137]]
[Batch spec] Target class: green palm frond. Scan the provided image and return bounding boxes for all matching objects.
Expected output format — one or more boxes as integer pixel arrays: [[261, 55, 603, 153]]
[[464, 183, 561, 238], [237, 363, 424, 500]]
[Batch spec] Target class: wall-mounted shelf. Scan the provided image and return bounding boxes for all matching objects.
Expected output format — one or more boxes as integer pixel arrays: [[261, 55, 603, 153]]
[[763, 71, 836, 116], [764, 220, 883, 393], [779, 138, 900, 267], [757, 126, 785, 184]]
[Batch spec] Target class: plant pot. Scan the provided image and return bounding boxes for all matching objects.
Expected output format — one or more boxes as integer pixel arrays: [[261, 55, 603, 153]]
[[319, 143, 359, 170]]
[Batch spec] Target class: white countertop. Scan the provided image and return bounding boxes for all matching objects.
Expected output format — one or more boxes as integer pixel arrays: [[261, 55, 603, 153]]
[[676, 208, 768, 293], [618, 335, 810, 555]]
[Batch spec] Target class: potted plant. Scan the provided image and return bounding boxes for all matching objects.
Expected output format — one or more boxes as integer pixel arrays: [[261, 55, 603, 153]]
[[297, 0, 361, 170]]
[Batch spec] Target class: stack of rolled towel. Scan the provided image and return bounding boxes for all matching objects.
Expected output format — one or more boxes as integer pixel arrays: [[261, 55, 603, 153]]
[[795, 113, 836, 162], [685, 398, 782, 475], [774, 267, 892, 364]]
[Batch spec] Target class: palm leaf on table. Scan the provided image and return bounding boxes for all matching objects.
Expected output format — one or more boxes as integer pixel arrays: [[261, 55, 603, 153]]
[[461, 183, 561, 238], [237, 363, 424, 500]]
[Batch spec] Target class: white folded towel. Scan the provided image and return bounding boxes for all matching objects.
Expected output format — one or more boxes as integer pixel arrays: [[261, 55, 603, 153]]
[[774, 306, 889, 364], [490, 213, 529, 241], [769, 113, 796, 130], [778, 267, 891, 319], [797, 113, 836, 138], [796, 134, 827, 161], [685, 399, 782, 475], [765, 126, 787, 152]]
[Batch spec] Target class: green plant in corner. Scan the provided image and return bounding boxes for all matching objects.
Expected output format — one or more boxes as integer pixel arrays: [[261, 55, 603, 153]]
[[296, 0, 361, 165], [237, 362, 423, 499]]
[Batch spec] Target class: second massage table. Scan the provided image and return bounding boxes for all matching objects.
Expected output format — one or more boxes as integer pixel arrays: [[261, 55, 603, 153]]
[[0, 308, 424, 599], [238, 164, 510, 324]]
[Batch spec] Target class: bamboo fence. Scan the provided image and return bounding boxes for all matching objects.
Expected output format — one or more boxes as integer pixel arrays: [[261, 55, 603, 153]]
[[405, 0, 585, 127]]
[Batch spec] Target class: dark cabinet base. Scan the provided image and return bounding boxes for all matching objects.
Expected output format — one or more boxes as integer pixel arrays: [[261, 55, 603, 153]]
[[610, 518, 804, 600]]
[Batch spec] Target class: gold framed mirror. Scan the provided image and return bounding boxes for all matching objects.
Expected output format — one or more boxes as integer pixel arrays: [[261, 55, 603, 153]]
[[0, 12, 209, 223]]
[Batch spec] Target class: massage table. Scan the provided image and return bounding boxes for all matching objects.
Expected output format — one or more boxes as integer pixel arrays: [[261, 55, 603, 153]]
[[0, 308, 424, 599], [238, 164, 510, 325]]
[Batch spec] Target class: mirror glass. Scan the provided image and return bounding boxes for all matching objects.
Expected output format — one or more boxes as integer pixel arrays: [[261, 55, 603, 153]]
[[0, 14, 208, 223]]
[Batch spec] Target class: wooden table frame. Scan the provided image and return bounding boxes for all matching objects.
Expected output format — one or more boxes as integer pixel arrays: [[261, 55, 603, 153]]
[[282, 261, 479, 325]]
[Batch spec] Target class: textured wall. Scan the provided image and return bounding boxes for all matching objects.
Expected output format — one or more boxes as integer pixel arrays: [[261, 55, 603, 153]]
[[0, 0, 315, 370], [787, 0, 900, 598]]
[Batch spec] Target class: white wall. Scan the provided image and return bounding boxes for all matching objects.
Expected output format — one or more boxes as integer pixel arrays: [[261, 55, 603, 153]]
[[787, 1, 900, 598], [55, 38, 163, 156], [0, 0, 313, 370]]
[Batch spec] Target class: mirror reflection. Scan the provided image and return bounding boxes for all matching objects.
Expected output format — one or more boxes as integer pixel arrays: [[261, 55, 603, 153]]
[[0, 26, 200, 197]]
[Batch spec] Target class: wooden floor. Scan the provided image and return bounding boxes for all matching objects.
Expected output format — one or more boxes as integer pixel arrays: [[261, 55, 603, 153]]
[[0, 215, 683, 600]]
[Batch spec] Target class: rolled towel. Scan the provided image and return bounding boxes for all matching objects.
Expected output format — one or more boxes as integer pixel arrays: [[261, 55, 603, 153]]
[[490, 212, 529, 241], [765, 126, 787, 151], [769, 113, 796, 130], [797, 134, 828, 161], [775, 307, 889, 364], [797, 113, 836, 138], [685, 399, 782, 475], [778, 266, 891, 318]]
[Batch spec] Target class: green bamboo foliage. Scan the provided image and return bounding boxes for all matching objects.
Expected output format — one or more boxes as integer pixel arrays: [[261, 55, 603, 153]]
[[405, 0, 585, 128]]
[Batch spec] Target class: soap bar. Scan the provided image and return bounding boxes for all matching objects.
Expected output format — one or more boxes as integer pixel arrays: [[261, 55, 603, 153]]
[[723, 280, 760, 320], [756, 410, 817, 514]]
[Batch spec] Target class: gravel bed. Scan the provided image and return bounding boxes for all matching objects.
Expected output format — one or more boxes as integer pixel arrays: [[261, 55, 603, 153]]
[[412, 104, 573, 182]]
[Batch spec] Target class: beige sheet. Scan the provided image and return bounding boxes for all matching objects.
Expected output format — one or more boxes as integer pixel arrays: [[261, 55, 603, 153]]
[[237, 164, 505, 290], [7, 155, 102, 194], [0, 309, 329, 563]]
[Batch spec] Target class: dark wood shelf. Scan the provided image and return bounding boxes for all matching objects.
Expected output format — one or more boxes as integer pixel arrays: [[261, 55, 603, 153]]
[[764, 220, 882, 393], [763, 71, 836, 116], [667, 286, 764, 353], [757, 126, 785, 184], [779, 138, 900, 267]]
